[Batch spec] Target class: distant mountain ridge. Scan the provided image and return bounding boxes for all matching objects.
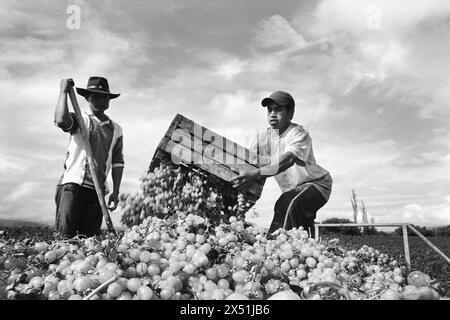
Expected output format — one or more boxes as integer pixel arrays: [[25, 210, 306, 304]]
[[0, 218, 51, 228], [0, 218, 126, 232]]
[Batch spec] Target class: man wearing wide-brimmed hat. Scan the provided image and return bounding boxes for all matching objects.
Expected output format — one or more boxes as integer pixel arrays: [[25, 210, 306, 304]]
[[232, 91, 332, 238], [54, 76, 124, 237]]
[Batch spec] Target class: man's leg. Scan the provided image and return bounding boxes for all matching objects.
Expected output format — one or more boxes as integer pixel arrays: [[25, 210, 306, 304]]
[[55, 183, 82, 238], [78, 187, 103, 237], [287, 185, 328, 237], [268, 189, 299, 234]]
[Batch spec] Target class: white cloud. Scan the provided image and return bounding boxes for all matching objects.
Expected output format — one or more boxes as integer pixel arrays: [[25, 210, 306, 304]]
[[215, 59, 246, 80], [253, 15, 307, 50], [320, 138, 400, 181], [294, 94, 335, 125], [434, 203, 450, 218], [206, 90, 260, 123], [441, 155, 450, 167], [5, 181, 40, 202], [299, 0, 450, 118], [0, 39, 65, 67], [403, 203, 423, 212], [355, 40, 409, 82], [247, 55, 282, 74], [311, 0, 450, 37], [391, 203, 450, 227], [0, 154, 30, 173]]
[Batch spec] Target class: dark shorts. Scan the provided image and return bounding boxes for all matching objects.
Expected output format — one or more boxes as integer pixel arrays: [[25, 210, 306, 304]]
[[55, 183, 103, 238], [268, 184, 329, 237]]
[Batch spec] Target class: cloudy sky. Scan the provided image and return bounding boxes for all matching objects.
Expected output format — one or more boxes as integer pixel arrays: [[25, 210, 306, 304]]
[[1, 0, 449, 230]]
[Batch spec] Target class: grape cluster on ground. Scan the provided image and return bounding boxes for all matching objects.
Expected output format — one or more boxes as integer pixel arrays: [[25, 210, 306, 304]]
[[0, 160, 447, 300]]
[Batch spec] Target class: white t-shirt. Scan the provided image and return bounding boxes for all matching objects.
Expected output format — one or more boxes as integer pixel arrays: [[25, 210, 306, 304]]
[[251, 122, 330, 196]]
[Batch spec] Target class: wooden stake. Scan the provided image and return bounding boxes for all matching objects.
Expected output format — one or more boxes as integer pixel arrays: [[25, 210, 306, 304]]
[[67, 87, 116, 234], [402, 224, 411, 269]]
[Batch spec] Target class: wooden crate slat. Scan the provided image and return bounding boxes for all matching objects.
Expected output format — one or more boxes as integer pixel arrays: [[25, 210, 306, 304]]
[[149, 115, 184, 172], [159, 114, 261, 169], [167, 128, 262, 174], [164, 140, 237, 181], [149, 136, 172, 172], [158, 114, 183, 149], [175, 116, 253, 165]]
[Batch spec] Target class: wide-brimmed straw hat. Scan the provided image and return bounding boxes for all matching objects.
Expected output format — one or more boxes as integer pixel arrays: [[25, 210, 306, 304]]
[[76, 76, 120, 99]]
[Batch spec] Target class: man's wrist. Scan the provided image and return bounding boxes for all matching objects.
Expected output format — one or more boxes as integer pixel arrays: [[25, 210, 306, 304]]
[[259, 165, 279, 177]]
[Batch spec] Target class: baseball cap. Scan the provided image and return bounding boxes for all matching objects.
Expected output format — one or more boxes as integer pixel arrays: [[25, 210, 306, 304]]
[[261, 91, 295, 109]]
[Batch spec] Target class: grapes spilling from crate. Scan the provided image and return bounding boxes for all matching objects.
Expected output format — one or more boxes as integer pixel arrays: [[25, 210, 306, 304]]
[[119, 158, 254, 227]]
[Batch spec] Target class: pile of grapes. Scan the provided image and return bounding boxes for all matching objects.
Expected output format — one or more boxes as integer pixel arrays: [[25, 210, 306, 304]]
[[0, 160, 443, 300], [0, 213, 442, 300], [119, 158, 253, 227]]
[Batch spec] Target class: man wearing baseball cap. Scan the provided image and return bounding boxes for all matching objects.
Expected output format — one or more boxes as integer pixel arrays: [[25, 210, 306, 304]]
[[232, 91, 332, 237], [53, 76, 124, 237]]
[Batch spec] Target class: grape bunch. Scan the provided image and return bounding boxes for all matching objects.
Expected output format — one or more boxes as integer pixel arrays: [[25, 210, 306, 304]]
[[119, 158, 253, 227]]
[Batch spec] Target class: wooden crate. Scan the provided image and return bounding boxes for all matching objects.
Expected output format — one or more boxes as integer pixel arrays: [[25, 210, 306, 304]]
[[148, 114, 264, 206]]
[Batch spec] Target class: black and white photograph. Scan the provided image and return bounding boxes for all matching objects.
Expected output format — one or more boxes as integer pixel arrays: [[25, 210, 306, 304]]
[[0, 0, 449, 307]]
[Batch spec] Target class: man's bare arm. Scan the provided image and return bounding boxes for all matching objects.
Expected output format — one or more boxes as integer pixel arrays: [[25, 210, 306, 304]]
[[232, 152, 297, 190], [54, 79, 74, 127], [259, 151, 298, 178], [108, 166, 124, 211]]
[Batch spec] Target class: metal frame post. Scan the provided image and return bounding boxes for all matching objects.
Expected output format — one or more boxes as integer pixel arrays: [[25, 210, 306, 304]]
[[315, 224, 319, 241], [402, 224, 411, 269]]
